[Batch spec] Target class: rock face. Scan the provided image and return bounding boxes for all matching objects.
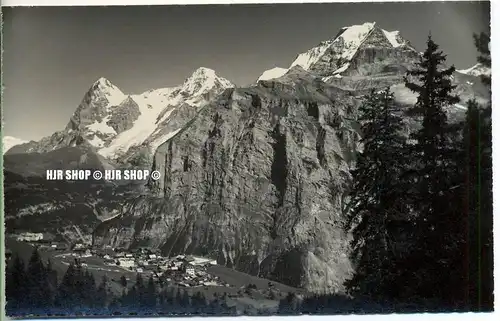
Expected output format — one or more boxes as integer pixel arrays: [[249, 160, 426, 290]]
[[94, 69, 361, 293]]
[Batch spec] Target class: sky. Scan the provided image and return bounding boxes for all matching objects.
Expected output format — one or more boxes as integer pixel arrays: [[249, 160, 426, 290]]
[[2, 1, 490, 141]]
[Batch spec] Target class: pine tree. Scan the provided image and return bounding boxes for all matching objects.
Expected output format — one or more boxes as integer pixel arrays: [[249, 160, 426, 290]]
[[25, 247, 51, 311], [56, 261, 76, 309], [464, 31, 493, 311], [403, 34, 465, 305], [344, 87, 409, 300], [120, 275, 127, 288], [6, 254, 27, 312], [145, 275, 157, 310], [96, 275, 109, 310], [82, 270, 97, 308], [473, 32, 491, 87], [134, 273, 146, 309]]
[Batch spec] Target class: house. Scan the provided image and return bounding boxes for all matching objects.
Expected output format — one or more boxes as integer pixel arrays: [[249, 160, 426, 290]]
[[117, 258, 135, 268], [182, 263, 196, 276], [50, 242, 67, 251], [38, 232, 56, 243], [136, 268, 144, 273], [16, 232, 44, 242]]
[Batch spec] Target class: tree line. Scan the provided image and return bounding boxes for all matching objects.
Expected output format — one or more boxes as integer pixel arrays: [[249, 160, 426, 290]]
[[279, 32, 493, 314], [6, 247, 237, 316]]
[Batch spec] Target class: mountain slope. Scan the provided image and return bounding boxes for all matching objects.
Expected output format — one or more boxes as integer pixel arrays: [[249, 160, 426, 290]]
[[457, 63, 491, 77], [258, 67, 289, 81], [3, 136, 28, 154]]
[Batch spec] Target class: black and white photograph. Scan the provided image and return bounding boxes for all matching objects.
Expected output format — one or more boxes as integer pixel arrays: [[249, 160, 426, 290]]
[[1, 0, 494, 317]]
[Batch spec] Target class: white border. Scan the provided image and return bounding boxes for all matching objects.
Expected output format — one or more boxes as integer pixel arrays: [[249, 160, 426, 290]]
[[0, 0, 475, 6], [1, 0, 497, 321]]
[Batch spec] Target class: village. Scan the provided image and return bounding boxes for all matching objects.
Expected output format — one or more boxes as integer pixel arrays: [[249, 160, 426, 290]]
[[14, 232, 229, 289]]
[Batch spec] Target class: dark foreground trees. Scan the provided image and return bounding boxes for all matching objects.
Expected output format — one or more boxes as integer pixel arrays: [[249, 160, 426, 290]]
[[342, 33, 493, 312], [5, 247, 237, 316], [343, 87, 410, 300], [463, 31, 493, 311]]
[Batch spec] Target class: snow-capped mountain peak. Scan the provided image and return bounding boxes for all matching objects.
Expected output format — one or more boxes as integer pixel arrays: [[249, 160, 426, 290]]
[[180, 67, 234, 97], [457, 63, 491, 77], [87, 77, 127, 109], [3, 136, 28, 154], [287, 21, 416, 78], [290, 22, 377, 70]]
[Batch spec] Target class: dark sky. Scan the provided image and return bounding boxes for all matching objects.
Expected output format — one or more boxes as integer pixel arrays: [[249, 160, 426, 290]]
[[2, 2, 490, 141]]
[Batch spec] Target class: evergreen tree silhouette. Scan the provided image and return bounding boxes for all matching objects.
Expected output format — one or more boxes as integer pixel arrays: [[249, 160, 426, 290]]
[[343, 88, 409, 300], [403, 34, 465, 305], [25, 247, 51, 311], [6, 254, 27, 312], [145, 275, 157, 311], [463, 31, 493, 311], [120, 275, 127, 288], [96, 275, 109, 310]]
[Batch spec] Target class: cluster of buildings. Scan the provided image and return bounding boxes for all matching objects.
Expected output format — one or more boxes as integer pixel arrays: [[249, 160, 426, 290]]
[[16, 232, 53, 242], [95, 247, 226, 288], [15, 234, 228, 289]]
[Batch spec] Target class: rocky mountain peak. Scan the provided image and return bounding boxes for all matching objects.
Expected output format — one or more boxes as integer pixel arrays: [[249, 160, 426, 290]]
[[86, 77, 127, 109], [180, 67, 234, 97], [289, 22, 417, 78]]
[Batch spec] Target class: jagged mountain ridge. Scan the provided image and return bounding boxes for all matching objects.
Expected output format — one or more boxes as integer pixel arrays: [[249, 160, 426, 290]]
[[7, 67, 234, 165]]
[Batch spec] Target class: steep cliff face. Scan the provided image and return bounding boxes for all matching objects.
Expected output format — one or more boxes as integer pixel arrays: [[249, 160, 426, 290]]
[[94, 71, 361, 293]]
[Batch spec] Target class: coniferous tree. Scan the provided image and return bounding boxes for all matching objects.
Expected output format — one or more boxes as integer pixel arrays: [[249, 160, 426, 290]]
[[344, 88, 409, 300], [6, 254, 27, 312], [82, 270, 97, 308], [56, 261, 76, 309], [464, 31, 493, 311], [120, 275, 128, 288], [145, 275, 157, 311], [25, 247, 51, 311], [403, 34, 465, 305], [134, 273, 146, 310], [96, 275, 110, 310]]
